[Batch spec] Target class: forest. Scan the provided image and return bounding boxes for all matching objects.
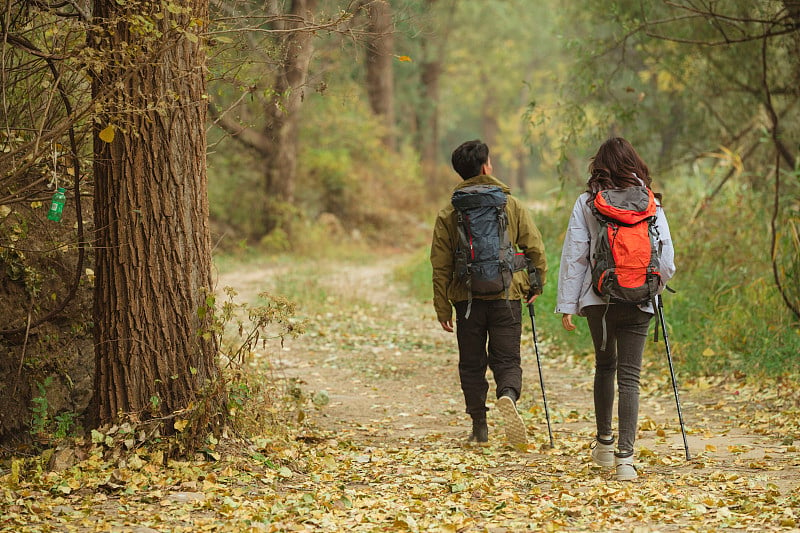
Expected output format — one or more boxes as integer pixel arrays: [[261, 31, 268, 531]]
[[1, 0, 799, 530]]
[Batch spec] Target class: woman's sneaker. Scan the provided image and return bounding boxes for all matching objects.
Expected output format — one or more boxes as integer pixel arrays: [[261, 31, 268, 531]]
[[615, 452, 638, 481], [590, 436, 615, 467]]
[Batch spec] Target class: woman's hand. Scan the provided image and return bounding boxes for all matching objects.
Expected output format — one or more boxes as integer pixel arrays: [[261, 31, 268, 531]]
[[562, 313, 576, 331]]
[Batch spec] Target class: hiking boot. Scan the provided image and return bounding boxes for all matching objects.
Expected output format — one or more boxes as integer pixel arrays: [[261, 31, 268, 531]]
[[496, 395, 527, 446], [468, 419, 488, 444], [590, 436, 615, 467], [615, 452, 638, 481]]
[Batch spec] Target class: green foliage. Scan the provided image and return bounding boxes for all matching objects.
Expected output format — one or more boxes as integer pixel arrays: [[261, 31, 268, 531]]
[[29, 377, 79, 442], [29, 377, 53, 438], [52, 411, 78, 439], [663, 175, 800, 376], [435, 0, 566, 182], [298, 86, 429, 243]]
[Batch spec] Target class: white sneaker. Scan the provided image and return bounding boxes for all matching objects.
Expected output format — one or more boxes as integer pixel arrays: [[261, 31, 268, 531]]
[[496, 395, 528, 446], [590, 437, 615, 467], [615, 453, 638, 481]]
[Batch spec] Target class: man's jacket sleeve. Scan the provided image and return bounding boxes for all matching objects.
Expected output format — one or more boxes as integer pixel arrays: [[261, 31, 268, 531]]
[[515, 201, 548, 289], [430, 212, 454, 322]]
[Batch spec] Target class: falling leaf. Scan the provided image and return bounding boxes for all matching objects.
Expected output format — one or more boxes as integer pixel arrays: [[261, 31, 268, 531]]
[[98, 124, 115, 143], [396, 55, 412, 62]]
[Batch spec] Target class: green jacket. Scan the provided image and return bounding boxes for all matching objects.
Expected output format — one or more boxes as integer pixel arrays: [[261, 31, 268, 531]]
[[430, 175, 547, 323]]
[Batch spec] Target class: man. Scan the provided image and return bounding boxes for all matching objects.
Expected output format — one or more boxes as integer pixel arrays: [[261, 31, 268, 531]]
[[430, 139, 547, 445]]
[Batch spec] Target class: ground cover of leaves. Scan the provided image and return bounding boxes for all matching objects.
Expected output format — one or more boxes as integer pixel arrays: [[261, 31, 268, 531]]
[[2, 253, 800, 532]]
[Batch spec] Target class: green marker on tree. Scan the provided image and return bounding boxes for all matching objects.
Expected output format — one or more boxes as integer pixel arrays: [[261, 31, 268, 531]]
[[47, 187, 67, 222]]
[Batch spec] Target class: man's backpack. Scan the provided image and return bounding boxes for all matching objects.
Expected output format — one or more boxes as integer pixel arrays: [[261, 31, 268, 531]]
[[591, 186, 662, 306], [451, 184, 528, 318]]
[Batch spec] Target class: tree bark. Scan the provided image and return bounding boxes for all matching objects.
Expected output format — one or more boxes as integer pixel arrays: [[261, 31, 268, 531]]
[[89, 0, 221, 427], [366, 0, 395, 150]]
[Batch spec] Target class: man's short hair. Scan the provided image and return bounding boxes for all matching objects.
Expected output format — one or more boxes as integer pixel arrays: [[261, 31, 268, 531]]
[[451, 140, 489, 180]]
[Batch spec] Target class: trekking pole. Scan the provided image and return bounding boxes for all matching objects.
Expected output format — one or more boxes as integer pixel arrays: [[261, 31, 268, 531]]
[[527, 302, 554, 448], [656, 293, 691, 461]]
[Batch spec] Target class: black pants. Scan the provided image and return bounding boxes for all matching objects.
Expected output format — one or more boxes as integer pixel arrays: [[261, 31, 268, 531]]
[[454, 299, 522, 420], [585, 304, 652, 454]]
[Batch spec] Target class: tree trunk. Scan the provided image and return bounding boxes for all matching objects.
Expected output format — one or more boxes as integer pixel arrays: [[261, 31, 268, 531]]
[[418, 58, 441, 168], [261, 0, 317, 234], [366, 0, 395, 150], [89, 0, 221, 428], [416, 0, 450, 172]]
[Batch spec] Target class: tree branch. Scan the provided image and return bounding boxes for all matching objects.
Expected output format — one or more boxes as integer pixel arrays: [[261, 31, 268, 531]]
[[207, 97, 269, 155]]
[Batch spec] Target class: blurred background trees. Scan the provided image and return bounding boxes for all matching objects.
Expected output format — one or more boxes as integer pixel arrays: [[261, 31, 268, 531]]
[[1, 0, 798, 441]]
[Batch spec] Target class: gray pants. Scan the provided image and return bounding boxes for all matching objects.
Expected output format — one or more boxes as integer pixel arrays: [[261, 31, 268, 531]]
[[585, 304, 653, 454]]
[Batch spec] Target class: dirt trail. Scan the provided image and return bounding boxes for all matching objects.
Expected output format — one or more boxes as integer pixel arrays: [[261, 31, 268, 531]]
[[218, 252, 800, 531]]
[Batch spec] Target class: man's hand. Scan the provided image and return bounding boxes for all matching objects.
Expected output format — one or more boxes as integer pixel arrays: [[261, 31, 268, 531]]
[[562, 313, 576, 331], [439, 319, 454, 332], [525, 293, 539, 305]]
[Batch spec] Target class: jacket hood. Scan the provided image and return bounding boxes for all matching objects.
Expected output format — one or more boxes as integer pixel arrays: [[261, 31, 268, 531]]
[[453, 174, 511, 194]]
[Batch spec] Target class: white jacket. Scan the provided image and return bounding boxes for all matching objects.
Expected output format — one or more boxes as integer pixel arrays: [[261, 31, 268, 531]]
[[555, 192, 676, 316]]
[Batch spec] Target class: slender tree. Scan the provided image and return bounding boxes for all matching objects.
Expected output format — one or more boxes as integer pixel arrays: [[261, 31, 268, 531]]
[[366, 0, 396, 149], [209, 0, 319, 237], [88, 0, 223, 429]]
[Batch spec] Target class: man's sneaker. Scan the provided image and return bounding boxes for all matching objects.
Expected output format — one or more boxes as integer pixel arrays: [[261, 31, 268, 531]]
[[615, 452, 638, 481], [496, 395, 527, 446], [590, 436, 615, 467], [468, 419, 488, 444]]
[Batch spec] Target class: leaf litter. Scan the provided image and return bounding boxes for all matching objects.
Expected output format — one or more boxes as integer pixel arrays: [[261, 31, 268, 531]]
[[2, 254, 800, 532]]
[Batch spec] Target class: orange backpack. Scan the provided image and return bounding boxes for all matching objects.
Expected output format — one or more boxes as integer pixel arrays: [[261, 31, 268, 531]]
[[591, 186, 662, 305]]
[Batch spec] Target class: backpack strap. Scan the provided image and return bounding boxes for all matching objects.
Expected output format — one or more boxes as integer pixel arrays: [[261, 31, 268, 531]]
[[652, 295, 660, 343], [454, 209, 474, 319], [600, 298, 611, 352]]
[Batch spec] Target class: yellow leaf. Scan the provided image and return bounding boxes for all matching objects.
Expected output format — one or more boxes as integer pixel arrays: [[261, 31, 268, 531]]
[[30, 201, 42, 209], [396, 55, 412, 62], [705, 444, 717, 452], [99, 124, 115, 143], [10, 459, 21, 484], [702, 348, 715, 357], [174, 419, 189, 432]]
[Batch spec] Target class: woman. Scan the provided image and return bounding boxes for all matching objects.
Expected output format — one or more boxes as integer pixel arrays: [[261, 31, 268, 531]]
[[555, 137, 676, 481]]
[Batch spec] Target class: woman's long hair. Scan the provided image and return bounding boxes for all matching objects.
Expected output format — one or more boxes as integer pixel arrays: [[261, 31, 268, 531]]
[[586, 137, 661, 201]]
